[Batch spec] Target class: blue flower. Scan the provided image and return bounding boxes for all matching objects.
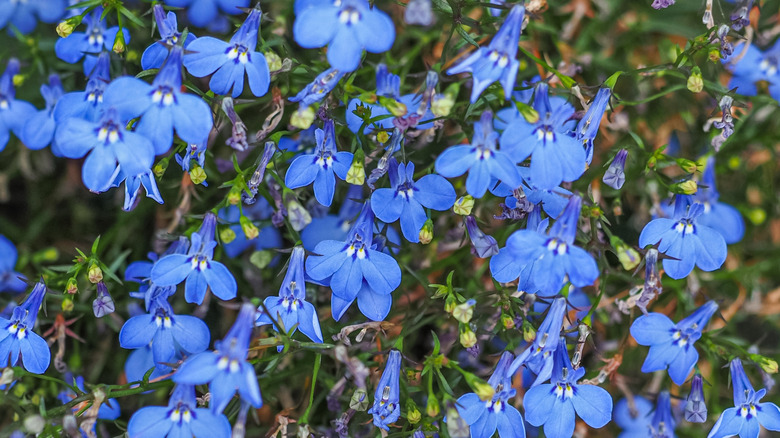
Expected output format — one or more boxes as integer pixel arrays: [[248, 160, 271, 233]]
[[500, 83, 585, 190], [219, 202, 283, 258], [54, 7, 130, 75], [105, 45, 214, 155], [723, 40, 780, 100], [447, 5, 525, 103], [306, 202, 402, 314], [0, 280, 50, 374], [173, 303, 263, 414], [128, 384, 231, 438], [576, 87, 611, 165], [630, 300, 718, 385], [293, 0, 395, 72], [491, 195, 598, 294], [55, 107, 155, 192], [613, 396, 654, 438], [489, 212, 549, 285], [0, 235, 26, 293], [638, 195, 727, 279], [489, 167, 572, 218], [164, 0, 248, 29], [52, 52, 110, 127], [0, 0, 65, 34], [685, 373, 708, 423], [256, 247, 323, 344], [603, 148, 628, 190], [708, 359, 780, 438], [456, 351, 527, 438], [405, 0, 434, 26], [142, 5, 196, 70], [184, 8, 270, 98], [285, 120, 354, 207], [119, 294, 210, 372], [508, 297, 567, 383], [111, 168, 164, 212], [368, 349, 402, 430], [523, 338, 613, 438], [0, 59, 36, 153], [125, 345, 171, 383], [290, 67, 347, 108], [465, 215, 499, 258], [176, 141, 208, 173], [20, 74, 63, 151], [371, 160, 455, 242], [693, 157, 745, 244], [151, 212, 238, 304], [126, 239, 187, 311], [435, 110, 522, 198]]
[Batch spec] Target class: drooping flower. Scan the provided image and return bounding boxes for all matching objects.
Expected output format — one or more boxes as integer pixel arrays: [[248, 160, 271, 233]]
[[0, 0, 65, 34], [141, 5, 196, 70], [127, 384, 231, 438], [164, 0, 248, 30], [0, 235, 26, 293], [708, 359, 780, 438], [0, 59, 36, 153], [0, 280, 50, 374], [21, 74, 64, 151], [577, 87, 611, 165], [523, 338, 613, 438], [54, 7, 130, 75], [285, 119, 354, 207], [368, 349, 402, 430], [290, 67, 346, 109], [370, 160, 456, 242], [151, 212, 238, 304], [293, 0, 395, 72], [105, 45, 214, 155], [92, 281, 115, 318], [55, 107, 155, 192], [685, 373, 708, 423], [256, 247, 323, 344], [465, 215, 500, 258], [491, 195, 598, 294], [508, 297, 567, 384], [456, 351, 527, 438], [173, 303, 263, 414], [110, 167, 165, 212], [435, 110, 522, 198], [639, 195, 727, 279], [629, 300, 718, 385], [500, 83, 586, 190], [184, 7, 270, 98], [603, 149, 628, 190], [447, 5, 525, 103]]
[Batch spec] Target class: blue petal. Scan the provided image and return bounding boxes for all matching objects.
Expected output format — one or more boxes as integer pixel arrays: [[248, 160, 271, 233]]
[[55, 33, 89, 63], [191, 409, 232, 438], [487, 151, 523, 189], [356, 284, 393, 321], [435, 145, 474, 178], [497, 405, 526, 438], [489, 247, 525, 283], [141, 44, 168, 70], [20, 332, 50, 374], [104, 77, 153, 122], [330, 293, 354, 321], [171, 93, 213, 145], [700, 203, 744, 244], [82, 146, 118, 192], [638, 218, 675, 248], [528, 139, 565, 190], [361, 250, 401, 295], [523, 384, 556, 426], [327, 27, 363, 72], [55, 118, 97, 159], [211, 61, 246, 97], [136, 105, 174, 156], [542, 397, 575, 438], [668, 343, 698, 385], [413, 174, 456, 210], [466, 160, 492, 198], [629, 313, 675, 345], [184, 270, 208, 304], [470, 409, 498, 438], [306, 240, 348, 281], [640, 342, 678, 373], [662, 234, 697, 280], [184, 37, 231, 77], [119, 315, 158, 349], [297, 301, 323, 343], [500, 119, 536, 162], [692, 226, 727, 272], [127, 406, 173, 438], [246, 52, 270, 97], [293, 6, 338, 48], [173, 351, 221, 384], [313, 167, 337, 207], [172, 315, 211, 354], [152, 330, 176, 366], [332, 152, 353, 180], [237, 363, 263, 408], [114, 131, 155, 176], [571, 384, 613, 428], [707, 407, 744, 438], [563, 247, 598, 287], [21, 110, 55, 150], [151, 254, 192, 286], [186, 0, 219, 27], [0, 235, 18, 271], [330, 257, 363, 300], [285, 154, 319, 189], [202, 261, 237, 301], [554, 134, 586, 183], [370, 189, 404, 223], [352, 7, 395, 53], [757, 402, 780, 432]]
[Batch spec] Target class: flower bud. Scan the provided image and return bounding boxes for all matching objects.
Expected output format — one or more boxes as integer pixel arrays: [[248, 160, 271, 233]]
[[87, 263, 103, 284], [418, 219, 434, 244], [425, 395, 440, 417], [465, 216, 498, 258], [523, 320, 536, 343], [406, 400, 421, 424], [227, 187, 243, 205], [452, 195, 474, 216], [518, 102, 540, 124], [240, 216, 259, 240], [66, 277, 78, 294], [687, 69, 704, 93], [751, 354, 779, 374], [112, 30, 126, 54], [603, 149, 628, 190], [56, 17, 79, 38], [676, 158, 700, 174], [444, 294, 457, 313], [290, 107, 316, 129], [153, 161, 168, 179], [346, 151, 366, 185], [675, 180, 698, 195], [220, 227, 236, 244], [265, 50, 282, 72], [452, 299, 476, 324], [611, 236, 640, 270], [285, 196, 312, 231], [92, 282, 115, 318], [189, 166, 207, 185], [376, 130, 390, 144], [501, 313, 515, 329], [684, 374, 708, 423], [378, 96, 408, 117], [459, 327, 477, 348], [62, 297, 74, 313], [349, 388, 368, 411]]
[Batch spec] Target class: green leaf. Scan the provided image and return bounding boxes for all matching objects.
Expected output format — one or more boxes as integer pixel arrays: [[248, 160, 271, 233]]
[[455, 25, 479, 48]]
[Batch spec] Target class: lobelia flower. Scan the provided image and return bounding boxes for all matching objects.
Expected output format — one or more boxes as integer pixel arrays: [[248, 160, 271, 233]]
[[692, 157, 745, 244], [176, 141, 208, 173], [447, 5, 525, 103], [507, 297, 567, 383], [54, 7, 131, 75], [456, 351, 526, 438], [110, 167, 164, 212], [435, 110, 522, 198], [119, 294, 210, 372], [723, 39, 780, 101], [404, 0, 434, 26], [489, 167, 573, 219], [165, 0, 248, 30], [256, 247, 323, 344], [489, 209, 549, 285], [151, 212, 238, 304], [285, 119, 354, 207], [708, 358, 780, 438], [183, 7, 270, 98], [104, 45, 214, 155], [55, 107, 155, 192], [127, 383, 231, 438], [368, 349, 402, 430], [577, 87, 611, 165], [629, 300, 718, 385], [639, 195, 727, 279], [0, 235, 26, 293], [306, 202, 402, 319], [370, 159, 456, 243], [613, 396, 654, 438], [141, 5, 196, 70], [0, 0, 65, 34], [126, 238, 187, 311], [0, 280, 50, 374], [52, 51, 110, 127], [500, 83, 586, 190], [92, 281, 115, 317], [465, 215, 499, 258], [523, 338, 613, 438], [685, 373, 708, 423], [293, 0, 395, 72], [603, 148, 628, 190], [491, 195, 599, 294], [0, 59, 36, 153], [21, 74, 64, 151], [173, 303, 263, 414], [289, 67, 347, 109]]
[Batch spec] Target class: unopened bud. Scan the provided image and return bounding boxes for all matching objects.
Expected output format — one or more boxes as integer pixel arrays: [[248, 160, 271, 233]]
[[56, 18, 79, 38], [112, 31, 126, 54], [676, 158, 700, 174], [406, 400, 421, 424], [501, 313, 515, 329], [687, 70, 704, 93], [444, 295, 457, 313], [523, 320, 536, 343], [431, 94, 454, 117], [290, 107, 316, 130], [349, 388, 368, 411], [189, 166, 207, 185], [153, 161, 167, 179], [471, 380, 495, 401], [418, 219, 434, 244], [452, 299, 476, 324], [87, 263, 103, 284], [92, 282, 115, 318], [220, 227, 236, 244], [227, 187, 242, 205], [426, 395, 440, 417], [376, 130, 390, 144], [378, 96, 408, 117], [459, 327, 477, 348], [265, 51, 282, 72], [675, 180, 698, 195], [346, 151, 365, 185], [684, 373, 708, 422], [240, 216, 259, 240], [62, 297, 74, 313], [452, 195, 474, 216], [66, 277, 78, 294], [753, 355, 779, 374]]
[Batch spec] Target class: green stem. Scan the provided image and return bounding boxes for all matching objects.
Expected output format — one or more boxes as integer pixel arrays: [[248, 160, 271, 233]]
[[299, 353, 322, 424]]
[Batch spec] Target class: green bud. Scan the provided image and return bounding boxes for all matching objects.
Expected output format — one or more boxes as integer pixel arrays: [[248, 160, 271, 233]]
[[349, 388, 369, 411], [675, 180, 698, 195], [501, 313, 515, 329], [426, 394, 440, 417], [418, 219, 434, 244], [346, 150, 366, 185], [189, 165, 207, 185], [676, 158, 700, 174], [220, 227, 237, 244], [291, 107, 316, 130], [378, 95, 408, 117], [265, 51, 283, 72], [459, 327, 477, 348], [88, 263, 103, 284], [66, 277, 78, 294], [431, 94, 454, 117], [112, 31, 126, 54], [453, 195, 474, 216], [227, 187, 243, 205], [687, 68, 704, 93], [406, 400, 421, 424], [56, 17, 80, 38], [240, 216, 259, 240], [523, 320, 536, 343]]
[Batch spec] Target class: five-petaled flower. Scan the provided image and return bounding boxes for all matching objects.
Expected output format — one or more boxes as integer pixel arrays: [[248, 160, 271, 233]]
[[0, 280, 50, 374], [141, 5, 196, 70], [54, 7, 130, 75]]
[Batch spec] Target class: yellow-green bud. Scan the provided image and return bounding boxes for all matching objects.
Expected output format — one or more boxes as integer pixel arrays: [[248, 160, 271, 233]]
[[66, 277, 78, 294], [227, 187, 242, 205], [240, 216, 259, 240], [112, 31, 126, 54], [676, 180, 698, 195], [523, 320, 536, 343], [517, 102, 540, 124], [153, 161, 167, 179], [189, 166, 207, 185], [676, 158, 700, 174], [125, 50, 139, 63], [349, 388, 369, 411], [453, 195, 474, 216], [291, 107, 316, 129], [460, 327, 477, 348], [12, 74, 24, 88], [220, 227, 236, 244], [687, 71, 704, 93], [708, 48, 721, 62], [472, 380, 495, 402], [406, 400, 421, 424], [346, 152, 366, 185], [419, 219, 434, 244], [501, 313, 515, 329], [265, 51, 283, 72], [761, 358, 779, 374], [431, 94, 454, 117], [452, 300, 475, 324], [88, 263, 103, 284], [444, 294, 457, 313], [376, 130, 390, 144], [378, 96, 408, 117], [747, 208, 766, 225], [56, 18, 78, 38], [611, 237, 641, 271], [426, 395, 440, 417], [62, 297, 74, 312]]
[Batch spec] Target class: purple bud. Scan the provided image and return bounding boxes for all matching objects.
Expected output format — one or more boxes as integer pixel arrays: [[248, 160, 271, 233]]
[[651, 0, 675, 9], [92, 282, 115, 318], [603, 149, 628, 190], [222, 97, 248, 151], [465, 216, 499, 258], [684, 374, 708, 423]]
